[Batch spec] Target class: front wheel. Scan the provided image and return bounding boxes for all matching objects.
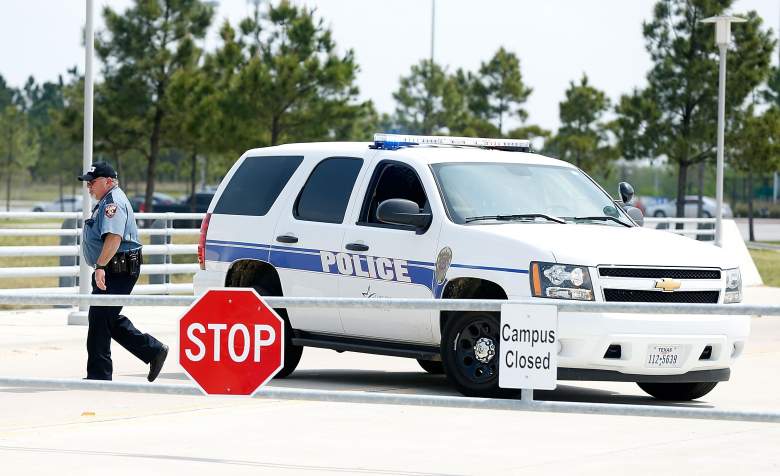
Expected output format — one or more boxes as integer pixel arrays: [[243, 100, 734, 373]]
[[637, 381, 717, 401], [252, 286, 303, 379], [441, 312, 516, 397]]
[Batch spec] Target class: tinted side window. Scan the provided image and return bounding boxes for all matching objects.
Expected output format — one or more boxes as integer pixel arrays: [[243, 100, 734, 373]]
[[294, 157, 363, 224], [214, 156, 303, 216], [360, 162, 428, 224]]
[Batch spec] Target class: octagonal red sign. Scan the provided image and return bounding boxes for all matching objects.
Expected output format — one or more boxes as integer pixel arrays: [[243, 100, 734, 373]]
[[179, 289, 284, 395]]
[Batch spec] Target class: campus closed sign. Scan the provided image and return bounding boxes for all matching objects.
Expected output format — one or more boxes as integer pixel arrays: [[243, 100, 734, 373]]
[[498, 303, 558, 390]]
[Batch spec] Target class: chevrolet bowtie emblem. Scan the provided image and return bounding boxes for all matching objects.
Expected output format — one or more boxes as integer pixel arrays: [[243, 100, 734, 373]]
[[655, 278, 682, 292]]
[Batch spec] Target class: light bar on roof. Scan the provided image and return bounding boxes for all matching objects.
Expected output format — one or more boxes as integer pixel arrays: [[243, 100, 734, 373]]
[[372, 133, 530, 152]]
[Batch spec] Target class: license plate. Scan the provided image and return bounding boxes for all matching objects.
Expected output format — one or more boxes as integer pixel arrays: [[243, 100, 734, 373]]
[[645, 345, 683, 368]]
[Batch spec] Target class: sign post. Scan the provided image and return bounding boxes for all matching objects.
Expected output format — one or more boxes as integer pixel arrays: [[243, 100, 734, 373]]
[[179, 289, 284, 395], [498, 303, 558, 398]]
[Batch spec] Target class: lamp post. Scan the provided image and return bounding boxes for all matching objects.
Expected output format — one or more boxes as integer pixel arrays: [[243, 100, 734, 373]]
[[69, 0, 95, 326], [700, 15, 745, 247]]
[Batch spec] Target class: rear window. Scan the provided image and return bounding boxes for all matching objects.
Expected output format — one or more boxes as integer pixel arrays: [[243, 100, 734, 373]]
[[294, 157, 363, 223], [213, 156, 303, 216]]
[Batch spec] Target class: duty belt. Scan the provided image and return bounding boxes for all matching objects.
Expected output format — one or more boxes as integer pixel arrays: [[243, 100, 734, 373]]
[[106, 248, 142, 275]]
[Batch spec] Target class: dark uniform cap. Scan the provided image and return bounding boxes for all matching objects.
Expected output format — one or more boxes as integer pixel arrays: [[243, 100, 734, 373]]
[[77, 162, 118, 181]]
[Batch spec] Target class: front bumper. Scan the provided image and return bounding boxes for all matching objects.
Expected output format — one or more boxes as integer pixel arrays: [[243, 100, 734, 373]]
[[506, 298, 750, 381]]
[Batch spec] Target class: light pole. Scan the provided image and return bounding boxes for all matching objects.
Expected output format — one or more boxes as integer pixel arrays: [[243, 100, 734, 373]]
[[69, 0, 95, 326], [700, 15, 745, 247]]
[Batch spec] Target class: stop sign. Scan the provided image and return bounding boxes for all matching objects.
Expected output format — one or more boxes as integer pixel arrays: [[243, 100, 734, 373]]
[[179, 289, 284, 395]]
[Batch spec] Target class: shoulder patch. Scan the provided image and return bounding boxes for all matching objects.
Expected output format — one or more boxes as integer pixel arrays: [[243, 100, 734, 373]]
[[105, 203, 118, 218]]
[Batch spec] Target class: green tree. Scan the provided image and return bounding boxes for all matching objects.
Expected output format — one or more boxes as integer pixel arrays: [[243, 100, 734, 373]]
[[729, 106, 780, 241], [472, 47, 532, 136], [393, 60, 452, 135], [17, 76, 69, 194], [614, 0, 775, 219], [96, 0, 214, 211], [0, 74, 17, 110], [166, 64, 219, 210], [0, 105, 39, 210], [219, 1, 367, 148], [547, 74, 616, 175], [762, 65, 780, 107]]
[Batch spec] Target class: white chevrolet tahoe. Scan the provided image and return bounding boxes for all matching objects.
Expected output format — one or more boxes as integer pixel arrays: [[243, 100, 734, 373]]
[[194, 134, 748, 401]]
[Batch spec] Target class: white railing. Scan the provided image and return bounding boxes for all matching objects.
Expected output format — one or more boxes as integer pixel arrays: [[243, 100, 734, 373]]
[[0, 211, 204, 295], [643, 217, 716, 237], [0, 294, 778, 424]]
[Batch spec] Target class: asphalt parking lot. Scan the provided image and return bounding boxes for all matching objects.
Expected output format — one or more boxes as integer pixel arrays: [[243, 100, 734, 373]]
[[1, 287, 779, 475]]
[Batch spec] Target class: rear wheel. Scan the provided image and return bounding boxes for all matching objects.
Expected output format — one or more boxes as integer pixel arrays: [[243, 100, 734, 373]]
[[253, 286, 303, 378], [417, 359, 444, 374], [441, 312, 516, 397], [637, 381, 717, 401]]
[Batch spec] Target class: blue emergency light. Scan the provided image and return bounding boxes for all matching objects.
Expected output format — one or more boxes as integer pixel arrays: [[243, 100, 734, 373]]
[[371, 133, 531, 152]]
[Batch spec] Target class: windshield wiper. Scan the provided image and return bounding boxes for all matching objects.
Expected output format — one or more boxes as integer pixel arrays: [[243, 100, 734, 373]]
[[567, 216, 632, 228], [464, 214, 565, 224]]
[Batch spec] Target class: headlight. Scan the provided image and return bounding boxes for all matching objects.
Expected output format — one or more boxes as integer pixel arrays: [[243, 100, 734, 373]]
[[724, 268, 742, 303], [530, 262, 594, 301]]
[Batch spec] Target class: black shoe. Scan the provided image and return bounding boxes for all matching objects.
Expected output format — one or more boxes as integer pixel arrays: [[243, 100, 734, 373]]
[[148, 345, 169, 382]]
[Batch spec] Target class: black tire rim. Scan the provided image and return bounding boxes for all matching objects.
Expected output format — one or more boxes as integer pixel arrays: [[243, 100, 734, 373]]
[[452, 317, 498, 385]]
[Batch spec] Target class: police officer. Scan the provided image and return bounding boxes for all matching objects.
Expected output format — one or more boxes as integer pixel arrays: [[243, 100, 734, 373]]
[[78, 162, 168, 381]]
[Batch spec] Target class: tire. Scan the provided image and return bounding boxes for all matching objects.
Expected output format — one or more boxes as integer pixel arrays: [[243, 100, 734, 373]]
[[417, 359, 444, 374], [441, 312, 516, 397], [653, 210, 666, 217], [637, 381, 718, 401], [252, 286, 303, 379], [32, 207, 43, 212]]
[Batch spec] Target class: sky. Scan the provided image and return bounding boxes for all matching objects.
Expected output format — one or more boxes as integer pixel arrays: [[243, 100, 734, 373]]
[[0, 0, 778, 133]]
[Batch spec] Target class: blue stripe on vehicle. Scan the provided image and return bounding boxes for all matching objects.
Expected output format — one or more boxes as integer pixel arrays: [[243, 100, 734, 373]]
[[203, 240, 526, 292], [450, 263, 529, 274], [269, 247, 326, 273], [205, 243, 270, 263]]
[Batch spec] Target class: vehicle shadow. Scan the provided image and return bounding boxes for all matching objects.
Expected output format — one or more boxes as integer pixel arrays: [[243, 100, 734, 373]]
[[142, 370, 713, 408]]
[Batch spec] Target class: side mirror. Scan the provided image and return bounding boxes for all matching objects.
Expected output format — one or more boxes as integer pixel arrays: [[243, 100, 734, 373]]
[[618, 182, 634, 204], [625, 206, 644, 227], [377, 198, 432, 229]]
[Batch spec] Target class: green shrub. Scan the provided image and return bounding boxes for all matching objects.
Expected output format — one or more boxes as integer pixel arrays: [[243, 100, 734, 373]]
[[733, 201, 780, 218]]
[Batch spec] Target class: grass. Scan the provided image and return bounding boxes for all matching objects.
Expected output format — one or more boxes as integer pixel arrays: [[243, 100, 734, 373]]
[[749, 249, 780, 288]]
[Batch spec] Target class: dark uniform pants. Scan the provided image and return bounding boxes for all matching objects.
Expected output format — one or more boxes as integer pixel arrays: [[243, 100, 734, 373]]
[[86, 269, 164, 380]]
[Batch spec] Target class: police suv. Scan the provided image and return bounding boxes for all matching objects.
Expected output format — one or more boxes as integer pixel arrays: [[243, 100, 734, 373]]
[[194, 133, 748, 400]]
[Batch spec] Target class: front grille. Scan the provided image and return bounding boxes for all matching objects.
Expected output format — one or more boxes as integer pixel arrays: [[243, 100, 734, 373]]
[[603, 289, 719, 303], [599, 267, 721, 280]]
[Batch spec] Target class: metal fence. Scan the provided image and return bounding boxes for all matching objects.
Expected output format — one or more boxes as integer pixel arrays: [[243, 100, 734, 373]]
[[644, 217, 716, 239], [0, 211, 204, 295], [0, 294, 778, 424], [0, 213, 721, 297]]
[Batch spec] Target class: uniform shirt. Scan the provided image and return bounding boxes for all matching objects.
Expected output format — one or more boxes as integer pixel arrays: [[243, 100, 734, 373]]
[[81, 186, 141, 267]]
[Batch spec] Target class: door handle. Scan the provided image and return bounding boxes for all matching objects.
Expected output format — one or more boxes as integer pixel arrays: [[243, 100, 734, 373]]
[[276, 234, 298, 244], [345, 242, 369, 252]]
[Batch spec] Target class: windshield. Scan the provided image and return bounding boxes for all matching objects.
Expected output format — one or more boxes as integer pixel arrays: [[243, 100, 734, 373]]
[[431, 162, 629, 225]]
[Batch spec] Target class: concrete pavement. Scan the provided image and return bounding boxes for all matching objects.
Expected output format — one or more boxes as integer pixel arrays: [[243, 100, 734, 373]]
[[1, 286, 779, 474]]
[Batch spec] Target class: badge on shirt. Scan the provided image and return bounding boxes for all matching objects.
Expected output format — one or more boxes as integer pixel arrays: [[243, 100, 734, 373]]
[[105, 203, 118, 218]]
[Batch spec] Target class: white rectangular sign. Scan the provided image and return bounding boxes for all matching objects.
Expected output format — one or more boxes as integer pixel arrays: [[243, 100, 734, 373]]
[[499, 303, 558, 390]]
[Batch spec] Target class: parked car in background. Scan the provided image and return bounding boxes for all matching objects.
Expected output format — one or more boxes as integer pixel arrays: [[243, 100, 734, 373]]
[[644, 196, 733, 218], [130, 192, 177, 212], [32, 195, 83, 212], [151, 191, 216, 228]]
